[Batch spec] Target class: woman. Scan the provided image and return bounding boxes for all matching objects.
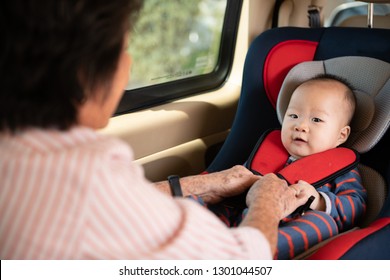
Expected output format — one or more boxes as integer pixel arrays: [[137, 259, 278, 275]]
[[0, 0, 301, 259]]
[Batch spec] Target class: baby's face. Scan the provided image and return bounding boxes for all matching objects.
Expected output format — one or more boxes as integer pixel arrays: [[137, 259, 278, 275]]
[[281, 80, 351, 159]]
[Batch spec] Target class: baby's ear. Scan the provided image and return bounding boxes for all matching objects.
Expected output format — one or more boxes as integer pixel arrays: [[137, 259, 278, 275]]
[[337, 125, 351, 146]]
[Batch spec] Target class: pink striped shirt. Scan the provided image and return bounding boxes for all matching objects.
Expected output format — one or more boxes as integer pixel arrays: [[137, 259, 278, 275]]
[[0, 126, 271, 259]]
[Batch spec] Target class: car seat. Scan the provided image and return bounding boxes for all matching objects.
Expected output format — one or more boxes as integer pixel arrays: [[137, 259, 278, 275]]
[[276, 56, 390, 259], [205, 26, 390, 259]]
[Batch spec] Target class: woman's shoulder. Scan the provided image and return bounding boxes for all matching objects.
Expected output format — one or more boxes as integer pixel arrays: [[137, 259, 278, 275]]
[[68, 126, 135, 161], [0, 125, 134, 160]]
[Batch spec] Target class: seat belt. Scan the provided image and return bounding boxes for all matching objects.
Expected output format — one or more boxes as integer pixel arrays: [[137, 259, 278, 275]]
[[308, 5, 322, 28], [272, 0, 286, 28], [272, 0, 323, 28]]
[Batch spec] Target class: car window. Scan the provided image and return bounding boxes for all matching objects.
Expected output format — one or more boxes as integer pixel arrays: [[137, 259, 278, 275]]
[[116, 0, 242, 114]]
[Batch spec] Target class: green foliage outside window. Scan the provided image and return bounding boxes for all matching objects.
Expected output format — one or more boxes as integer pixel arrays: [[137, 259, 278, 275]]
[[127, 0, 227, 90]]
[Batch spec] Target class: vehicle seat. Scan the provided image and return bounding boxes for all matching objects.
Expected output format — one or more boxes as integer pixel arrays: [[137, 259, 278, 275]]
[[205, 26, 390, 259], [206, 27, 390, 174]]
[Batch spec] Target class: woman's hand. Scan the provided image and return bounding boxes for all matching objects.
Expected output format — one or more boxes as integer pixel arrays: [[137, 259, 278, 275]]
[[155, 165, 260, 204], [241, 173, 304, 253], [185, 165, 261, 204], [245, 173, 305, 219]]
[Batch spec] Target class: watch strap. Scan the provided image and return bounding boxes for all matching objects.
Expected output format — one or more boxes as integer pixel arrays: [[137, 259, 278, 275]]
[[167, 175, 183, 197]]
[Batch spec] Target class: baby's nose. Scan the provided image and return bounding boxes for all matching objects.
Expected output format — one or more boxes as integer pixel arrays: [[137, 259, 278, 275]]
[[294, 121, 308, 132]]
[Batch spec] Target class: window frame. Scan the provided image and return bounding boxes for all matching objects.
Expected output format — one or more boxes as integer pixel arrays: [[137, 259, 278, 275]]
[[115, 0, 243, 115]]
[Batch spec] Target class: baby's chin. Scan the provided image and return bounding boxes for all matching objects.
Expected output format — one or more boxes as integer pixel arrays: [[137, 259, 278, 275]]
[[290, 148, 335, 159], [287, 149, 314, 159], [285, 151, 302, 160], [284, 143, 311, 159]]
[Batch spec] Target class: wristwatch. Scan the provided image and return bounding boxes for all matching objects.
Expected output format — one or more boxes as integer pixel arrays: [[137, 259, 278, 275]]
[[167, 175, 183, 197]]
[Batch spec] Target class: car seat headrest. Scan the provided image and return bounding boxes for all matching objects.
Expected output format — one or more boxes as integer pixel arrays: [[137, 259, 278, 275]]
[[277, 56, 390, 153]]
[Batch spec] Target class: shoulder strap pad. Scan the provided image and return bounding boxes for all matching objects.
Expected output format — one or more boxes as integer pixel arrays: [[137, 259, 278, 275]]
[[278, 147, 359, 187], [246, 129, 359, 187], [246, 129, 289, 175]]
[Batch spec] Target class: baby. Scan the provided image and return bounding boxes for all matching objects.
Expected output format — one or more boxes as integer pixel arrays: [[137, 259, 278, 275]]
[[209, 74, 367, 259]]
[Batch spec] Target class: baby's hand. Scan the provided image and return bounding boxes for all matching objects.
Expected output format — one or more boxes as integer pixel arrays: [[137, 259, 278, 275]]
[[290, 180, 325, 211]]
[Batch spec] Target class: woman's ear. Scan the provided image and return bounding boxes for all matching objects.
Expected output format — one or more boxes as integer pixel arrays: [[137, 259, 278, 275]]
[[337, 125, 351, 146]]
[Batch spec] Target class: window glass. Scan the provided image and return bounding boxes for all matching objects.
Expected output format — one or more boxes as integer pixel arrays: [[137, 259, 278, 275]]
[[127, 0, 227, 90], [116, 0, 241, 114]]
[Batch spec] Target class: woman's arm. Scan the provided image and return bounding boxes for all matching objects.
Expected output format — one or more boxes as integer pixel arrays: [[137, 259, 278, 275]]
[[154, 165, 260, 204]]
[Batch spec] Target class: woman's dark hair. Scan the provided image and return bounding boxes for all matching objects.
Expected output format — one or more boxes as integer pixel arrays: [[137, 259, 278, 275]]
[[0, 0, 143, 132]]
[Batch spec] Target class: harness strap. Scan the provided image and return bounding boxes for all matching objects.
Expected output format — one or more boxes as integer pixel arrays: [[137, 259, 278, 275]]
[[308, 5, 321, 28]]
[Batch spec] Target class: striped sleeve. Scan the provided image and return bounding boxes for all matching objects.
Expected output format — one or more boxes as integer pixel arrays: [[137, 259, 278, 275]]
[[317, 168, 367, 231]]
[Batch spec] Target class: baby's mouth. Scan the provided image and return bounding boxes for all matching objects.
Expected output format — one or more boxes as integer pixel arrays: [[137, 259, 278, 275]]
[[293, 137, 307, 143]]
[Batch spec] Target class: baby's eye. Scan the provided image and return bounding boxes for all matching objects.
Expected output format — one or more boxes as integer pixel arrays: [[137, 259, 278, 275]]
[[288, 114, 298, 119], [312, 117, 323, 123]]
